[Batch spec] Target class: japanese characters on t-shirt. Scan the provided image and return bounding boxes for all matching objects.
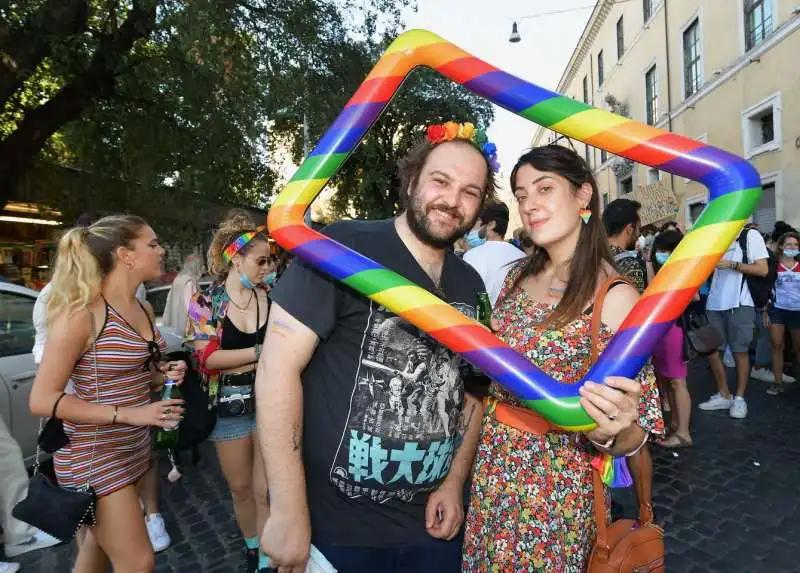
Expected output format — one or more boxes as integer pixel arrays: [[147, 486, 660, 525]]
[[270, 219, 487, 547]]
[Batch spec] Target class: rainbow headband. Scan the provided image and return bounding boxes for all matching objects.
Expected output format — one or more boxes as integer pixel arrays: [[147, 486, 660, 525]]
[[223, 227, 266, 264], [267, 30, 760, 432], [425, 121, 499, 172]]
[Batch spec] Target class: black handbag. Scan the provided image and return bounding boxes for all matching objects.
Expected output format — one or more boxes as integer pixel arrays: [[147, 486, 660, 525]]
[[13, 317, 101, 540], [38, 392, 69, 453], [681, 306, 725, 360]]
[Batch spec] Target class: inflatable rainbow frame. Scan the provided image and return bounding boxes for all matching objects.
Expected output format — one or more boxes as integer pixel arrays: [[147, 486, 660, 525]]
[[267, 30, 761, 431]]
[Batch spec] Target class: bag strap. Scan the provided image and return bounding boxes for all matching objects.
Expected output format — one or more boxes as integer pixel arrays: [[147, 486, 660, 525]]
[[588, 274, 654, 555], [51, 392, 67, 419]]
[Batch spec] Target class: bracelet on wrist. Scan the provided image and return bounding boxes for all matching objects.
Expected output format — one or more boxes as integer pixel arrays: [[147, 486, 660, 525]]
[[590, 434, 616, 450], [625, 428, 649, 457], [111, 405, 119, 425]]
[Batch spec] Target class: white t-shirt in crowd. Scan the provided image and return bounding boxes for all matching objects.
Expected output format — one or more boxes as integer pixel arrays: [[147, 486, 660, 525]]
[[706, 229, 769, 311], [463, 240, 526, 306]]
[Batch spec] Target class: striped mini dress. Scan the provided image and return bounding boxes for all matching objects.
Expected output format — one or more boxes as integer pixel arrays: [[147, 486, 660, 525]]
[[54, 302, 166, 497]]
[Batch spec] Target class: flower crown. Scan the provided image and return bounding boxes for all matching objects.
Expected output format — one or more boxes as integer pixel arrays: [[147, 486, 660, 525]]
[[425, 121, 500, 173]]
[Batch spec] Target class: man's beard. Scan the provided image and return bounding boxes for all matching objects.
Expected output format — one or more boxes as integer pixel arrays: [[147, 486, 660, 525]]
[[406, 189, 475, 250]]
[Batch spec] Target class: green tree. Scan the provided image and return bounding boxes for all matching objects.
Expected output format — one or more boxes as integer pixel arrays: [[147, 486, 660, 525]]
[[0, 0, 411, 214]]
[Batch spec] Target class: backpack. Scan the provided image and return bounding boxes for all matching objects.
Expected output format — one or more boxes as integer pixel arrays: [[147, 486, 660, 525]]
[[738, 229, 778, 309]]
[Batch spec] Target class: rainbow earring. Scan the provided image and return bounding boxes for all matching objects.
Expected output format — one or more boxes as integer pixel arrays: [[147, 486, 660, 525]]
[[579, 208, 592, 225]]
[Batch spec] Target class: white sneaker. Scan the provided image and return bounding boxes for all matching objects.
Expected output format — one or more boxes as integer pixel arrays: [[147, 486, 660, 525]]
[[0, 562, 20, 573], [730, 396, 748, 419], [783, 372, 795, 383], [698, 393, 734, 411], [751, 368, 775, 382], [4, 529, 62, 557], [145, 513, 171, 553]]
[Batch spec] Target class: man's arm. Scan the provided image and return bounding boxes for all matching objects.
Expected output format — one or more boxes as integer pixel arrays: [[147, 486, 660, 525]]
[[442, 393, 482, 488], [256, 303, 319, 569]]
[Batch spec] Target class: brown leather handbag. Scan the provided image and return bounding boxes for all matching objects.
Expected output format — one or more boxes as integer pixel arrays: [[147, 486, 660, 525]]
[[585, 276, 665, 573]]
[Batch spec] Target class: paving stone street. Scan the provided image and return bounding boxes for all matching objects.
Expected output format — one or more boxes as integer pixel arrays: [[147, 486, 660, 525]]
[[9, 360, 800, 572]]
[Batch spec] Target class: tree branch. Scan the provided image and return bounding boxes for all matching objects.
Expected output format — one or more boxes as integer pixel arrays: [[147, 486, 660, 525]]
[[0, 0, 89, 106], [0, 0, 157, 199]]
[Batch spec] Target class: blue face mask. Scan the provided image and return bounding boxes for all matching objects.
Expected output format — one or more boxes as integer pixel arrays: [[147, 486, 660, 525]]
[[783, 249, 799, 258], [264, 272, 277, 286], [239, 272, 258, 289], [655, 252, 671, 265], [465, 230, 487, 249]]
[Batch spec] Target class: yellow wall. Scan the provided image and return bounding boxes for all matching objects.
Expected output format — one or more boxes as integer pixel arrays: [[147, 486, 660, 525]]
[[535, 0, 800, 231]]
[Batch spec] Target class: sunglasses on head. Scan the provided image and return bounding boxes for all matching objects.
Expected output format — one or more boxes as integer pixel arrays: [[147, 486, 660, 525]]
[[143, 340, 162, 372]]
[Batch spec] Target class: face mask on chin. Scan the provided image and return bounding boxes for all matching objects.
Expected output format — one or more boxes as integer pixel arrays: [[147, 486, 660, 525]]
[[783, 249, 799, 259], [264, 271, 277, 286], [654, 252, 670, 265], [239, 271, 258, 289]]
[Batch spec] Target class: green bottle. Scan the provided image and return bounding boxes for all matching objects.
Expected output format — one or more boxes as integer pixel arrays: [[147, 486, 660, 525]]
[[476, 291, 492, 328], [154, 381, 181, 450]]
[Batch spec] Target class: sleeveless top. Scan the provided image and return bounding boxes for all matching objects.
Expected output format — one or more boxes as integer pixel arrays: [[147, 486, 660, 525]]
[[221, 296, 266, 350], [54, 301, 167, 497]]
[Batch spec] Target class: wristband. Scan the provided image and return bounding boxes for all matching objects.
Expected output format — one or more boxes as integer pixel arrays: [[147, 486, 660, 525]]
[[625, 429, 650, 457], [590, 435, 616, 450], [111, 406, 119, 425]]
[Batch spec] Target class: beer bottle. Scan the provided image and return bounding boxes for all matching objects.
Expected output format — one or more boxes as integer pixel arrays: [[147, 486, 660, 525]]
[[476, 291, 492, 329], [154, 380, 182, 450]]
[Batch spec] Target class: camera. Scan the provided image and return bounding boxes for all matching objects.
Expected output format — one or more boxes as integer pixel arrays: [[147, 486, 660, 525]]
[[218, 386, 255, 418]]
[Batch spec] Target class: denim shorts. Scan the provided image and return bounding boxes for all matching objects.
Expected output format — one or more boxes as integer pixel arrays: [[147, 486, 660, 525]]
[[769, 306, 800, 330], [208, 385, 256, 443]]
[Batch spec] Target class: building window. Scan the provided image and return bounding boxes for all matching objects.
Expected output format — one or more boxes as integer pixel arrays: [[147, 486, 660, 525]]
[[744, 0, 773, 51], [741, 92, 781, 158], [683, 18, 702, 98], [618, 174, 633, 195], [645, 65, 658, 125], [643, 0, 653, 22], [616, 16, 625, 59], [603, 193, 609, 209], [600, 149, 608, 164], [753, 181, 776, 233], [686, 196, 707, 226], [582, 75, 589, 103], [647, 168, 661, 184], [597, 50, 604, 86]]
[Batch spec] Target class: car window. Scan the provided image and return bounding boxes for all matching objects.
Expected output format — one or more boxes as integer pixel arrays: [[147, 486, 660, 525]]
[[147, 288, 170, 317], [0, 291, 36, 357]]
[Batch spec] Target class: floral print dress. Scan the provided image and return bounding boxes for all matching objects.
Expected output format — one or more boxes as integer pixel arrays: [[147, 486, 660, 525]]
[[462, 264, 664, 573]]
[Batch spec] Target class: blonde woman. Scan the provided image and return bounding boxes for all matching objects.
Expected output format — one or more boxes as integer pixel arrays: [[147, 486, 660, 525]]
[[186, 210, 270, 572], [30, 215, 186, 573]]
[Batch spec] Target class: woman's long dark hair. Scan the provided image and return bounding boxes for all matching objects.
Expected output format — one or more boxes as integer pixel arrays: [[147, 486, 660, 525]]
[[508, 145, 613, 327]]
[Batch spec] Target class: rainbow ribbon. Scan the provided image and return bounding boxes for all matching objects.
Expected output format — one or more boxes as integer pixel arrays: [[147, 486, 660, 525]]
[[267, 30, 761, 431]]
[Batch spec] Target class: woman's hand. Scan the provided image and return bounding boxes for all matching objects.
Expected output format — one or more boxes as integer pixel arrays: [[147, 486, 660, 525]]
[[122, 399, 185, 428], [158, 360, 187, 385], [762, 310, 771, 329], [580, 377, 641, 444]]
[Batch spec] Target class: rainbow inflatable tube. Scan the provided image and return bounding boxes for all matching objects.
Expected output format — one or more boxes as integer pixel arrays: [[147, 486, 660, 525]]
[[267, 29, 761, 431]]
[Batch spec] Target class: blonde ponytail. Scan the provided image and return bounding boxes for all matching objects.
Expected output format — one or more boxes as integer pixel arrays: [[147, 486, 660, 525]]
[[46, 214, 148, 323], [207, 209, 264, 276], [46, 227, 103, 323]]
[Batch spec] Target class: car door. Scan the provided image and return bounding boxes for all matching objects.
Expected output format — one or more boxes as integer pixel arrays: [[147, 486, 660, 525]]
[[0, 289, 40, 465]]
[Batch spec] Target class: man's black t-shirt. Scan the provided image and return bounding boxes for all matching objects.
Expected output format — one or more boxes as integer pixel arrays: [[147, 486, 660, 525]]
[[270, 219, 486, 547]]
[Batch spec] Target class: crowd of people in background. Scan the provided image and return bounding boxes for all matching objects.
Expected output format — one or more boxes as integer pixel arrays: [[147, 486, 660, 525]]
[[2, 120, 798, 573]]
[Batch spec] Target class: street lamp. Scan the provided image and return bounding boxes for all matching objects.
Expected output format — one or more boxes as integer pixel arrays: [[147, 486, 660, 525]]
[[509, 21, 521, 43]]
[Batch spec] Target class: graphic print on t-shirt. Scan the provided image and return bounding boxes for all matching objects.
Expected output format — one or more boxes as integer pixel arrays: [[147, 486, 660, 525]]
[[329, 301, 475, 504]]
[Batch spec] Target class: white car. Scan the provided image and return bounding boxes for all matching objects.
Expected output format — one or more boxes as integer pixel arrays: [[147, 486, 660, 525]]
[[0, 283, 187, 466]]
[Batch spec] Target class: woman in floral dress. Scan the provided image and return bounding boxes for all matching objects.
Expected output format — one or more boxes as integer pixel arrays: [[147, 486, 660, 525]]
[[462, 146, 664, 572]]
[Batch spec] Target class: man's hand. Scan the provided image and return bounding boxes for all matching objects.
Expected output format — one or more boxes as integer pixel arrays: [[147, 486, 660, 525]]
[[425, 480, 464, 540], [716, 259, 734, 270], [261, 510, 311, 573]]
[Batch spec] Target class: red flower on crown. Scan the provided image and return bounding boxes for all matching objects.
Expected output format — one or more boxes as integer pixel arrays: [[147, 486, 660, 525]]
[[426, 124, 446, 144]]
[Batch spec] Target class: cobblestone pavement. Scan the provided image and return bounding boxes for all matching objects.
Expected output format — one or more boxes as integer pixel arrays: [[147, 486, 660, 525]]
[[9, 361, 800, 572]]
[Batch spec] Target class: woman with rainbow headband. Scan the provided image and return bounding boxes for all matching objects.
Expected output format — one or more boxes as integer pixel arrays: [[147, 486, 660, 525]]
[[186, 209, 271, 572], [462, 145, 664, 571]]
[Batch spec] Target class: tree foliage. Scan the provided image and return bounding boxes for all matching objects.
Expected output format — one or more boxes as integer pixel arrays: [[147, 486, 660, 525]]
[[0, 0, 410, 218]]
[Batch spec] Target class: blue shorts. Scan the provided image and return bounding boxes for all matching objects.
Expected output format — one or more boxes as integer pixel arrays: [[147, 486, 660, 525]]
[[769, 306, 800, 330], [208, 385, 256, 442]]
